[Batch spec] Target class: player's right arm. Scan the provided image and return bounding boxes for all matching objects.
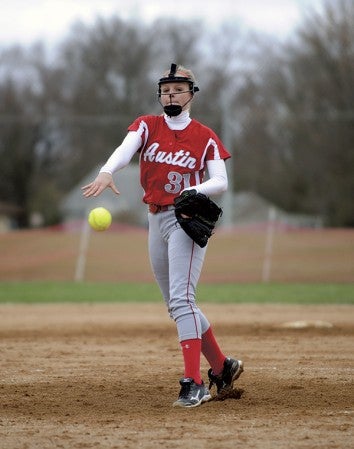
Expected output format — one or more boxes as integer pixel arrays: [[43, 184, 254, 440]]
[[82, 131, 142, 198]]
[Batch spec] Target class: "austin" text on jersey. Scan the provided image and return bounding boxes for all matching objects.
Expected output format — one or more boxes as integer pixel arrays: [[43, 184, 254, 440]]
[[143, 143, 197, 169]]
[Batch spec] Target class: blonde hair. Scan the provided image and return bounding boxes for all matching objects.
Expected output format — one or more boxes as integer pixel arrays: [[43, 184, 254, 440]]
[[162, 64, 197, 84]]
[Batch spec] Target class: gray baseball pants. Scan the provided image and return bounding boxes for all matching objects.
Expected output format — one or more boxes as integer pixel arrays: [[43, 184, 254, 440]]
[[148, 209, 211, 342]]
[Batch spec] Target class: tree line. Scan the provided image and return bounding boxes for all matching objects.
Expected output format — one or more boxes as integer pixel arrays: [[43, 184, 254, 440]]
[[0, 0, 353, 227]]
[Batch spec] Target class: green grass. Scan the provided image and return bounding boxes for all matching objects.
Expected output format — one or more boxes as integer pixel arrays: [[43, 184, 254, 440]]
[[0, 281, 353, 304]]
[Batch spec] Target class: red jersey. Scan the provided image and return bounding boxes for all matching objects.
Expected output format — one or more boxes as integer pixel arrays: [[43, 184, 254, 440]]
[[128, 115, 231, 205]]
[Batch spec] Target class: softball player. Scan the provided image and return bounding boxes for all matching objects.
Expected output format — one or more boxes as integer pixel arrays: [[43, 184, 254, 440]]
[[82, 64, 243, 407]]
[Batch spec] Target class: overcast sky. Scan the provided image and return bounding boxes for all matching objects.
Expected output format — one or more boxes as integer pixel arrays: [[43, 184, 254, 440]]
[[0, 0, 327, 47]]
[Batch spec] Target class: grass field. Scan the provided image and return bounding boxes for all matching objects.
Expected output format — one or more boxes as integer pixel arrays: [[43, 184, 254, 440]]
[[0, 281, 353, 304]]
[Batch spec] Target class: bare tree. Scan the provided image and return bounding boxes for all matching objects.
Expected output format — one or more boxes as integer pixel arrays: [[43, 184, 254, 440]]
[[0, 44, 64, 226], [55, 17, 154, 183], [233, 0, 354, 225], [274, 0, 354, 224], [1, 5, 353, 228]]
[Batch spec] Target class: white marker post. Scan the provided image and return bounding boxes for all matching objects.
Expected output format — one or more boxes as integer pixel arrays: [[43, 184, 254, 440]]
[[75, 216, 91, 282], [262, 207, 276, 283]]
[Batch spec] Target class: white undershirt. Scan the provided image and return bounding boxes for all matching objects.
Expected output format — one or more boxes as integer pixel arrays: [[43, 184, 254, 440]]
[[100, 112, 228, 196]]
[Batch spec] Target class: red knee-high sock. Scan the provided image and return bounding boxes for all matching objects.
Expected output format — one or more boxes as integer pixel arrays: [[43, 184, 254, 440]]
[[180, 338, 202, 385], [201, 326, 226, 375]]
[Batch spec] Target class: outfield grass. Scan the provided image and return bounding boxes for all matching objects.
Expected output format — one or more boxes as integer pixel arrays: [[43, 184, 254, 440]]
[[0, 281, 353, 304]]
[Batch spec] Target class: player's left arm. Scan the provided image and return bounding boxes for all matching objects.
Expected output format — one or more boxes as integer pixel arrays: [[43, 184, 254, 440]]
[[183, 159, 228, 197]]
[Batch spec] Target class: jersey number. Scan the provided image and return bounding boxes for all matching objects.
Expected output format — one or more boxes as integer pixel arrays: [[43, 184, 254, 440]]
[[164, 171, 191, 194]]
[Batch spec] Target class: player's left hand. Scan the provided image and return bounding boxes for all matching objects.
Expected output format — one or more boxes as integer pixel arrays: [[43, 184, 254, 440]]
[[82, 172, 120, 198], [174, 190, 223, 248]]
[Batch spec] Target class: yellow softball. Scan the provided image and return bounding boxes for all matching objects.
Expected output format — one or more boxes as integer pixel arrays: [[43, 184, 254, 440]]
[[88, 207, 112, 231]]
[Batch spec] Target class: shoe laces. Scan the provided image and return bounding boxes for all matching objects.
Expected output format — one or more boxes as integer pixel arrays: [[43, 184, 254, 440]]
[[208, 369, 223, 390], [178, 379, 193, 398]]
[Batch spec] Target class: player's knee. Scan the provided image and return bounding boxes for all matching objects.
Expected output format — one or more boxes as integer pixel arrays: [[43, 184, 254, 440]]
[[169, 301, 197, 322]]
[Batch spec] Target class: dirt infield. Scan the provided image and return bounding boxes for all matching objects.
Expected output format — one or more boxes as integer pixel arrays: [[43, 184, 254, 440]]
[[1, 303, 353, 449]]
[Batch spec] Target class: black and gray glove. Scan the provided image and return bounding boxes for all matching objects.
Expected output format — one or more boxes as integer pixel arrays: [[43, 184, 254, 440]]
[[174, 189, 223, 248]]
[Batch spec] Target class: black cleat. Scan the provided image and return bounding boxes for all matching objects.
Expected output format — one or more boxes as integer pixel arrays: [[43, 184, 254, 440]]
[[208, 357, 244, 395], [173, 378, 211, 408]]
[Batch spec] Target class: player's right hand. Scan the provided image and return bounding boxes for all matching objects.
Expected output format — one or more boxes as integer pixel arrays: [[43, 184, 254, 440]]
[[81, 172, 120, 198]]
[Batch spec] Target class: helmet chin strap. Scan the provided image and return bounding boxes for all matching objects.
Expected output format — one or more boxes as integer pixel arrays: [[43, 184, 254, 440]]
[[160, 95, 193, 117]]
